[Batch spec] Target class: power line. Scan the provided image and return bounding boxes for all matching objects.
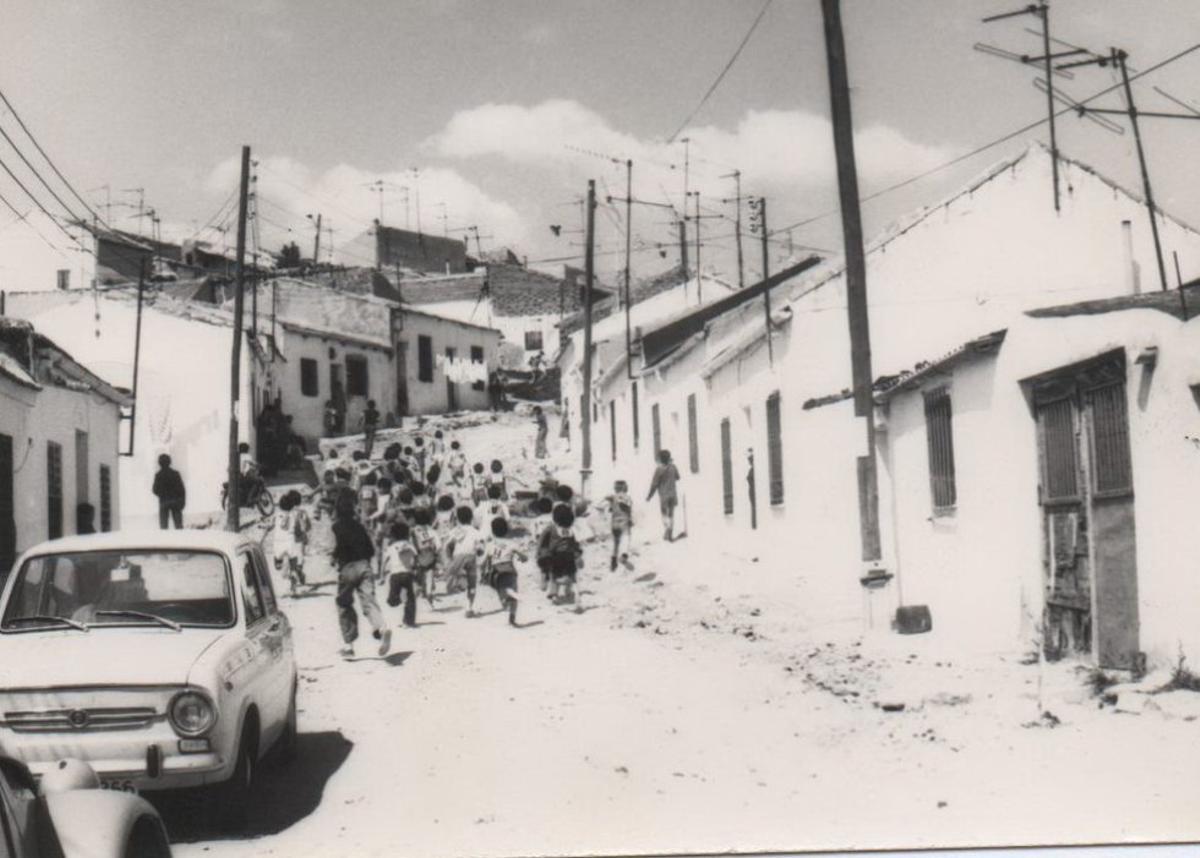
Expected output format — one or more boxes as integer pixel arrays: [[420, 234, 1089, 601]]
[[0, 87, 101, 224], [667, 0, 773, 143], [0, 124, 81, 224], [0, 152, 88, 252], [0, 189, 70, 260], [769, 39, 1200, 238]]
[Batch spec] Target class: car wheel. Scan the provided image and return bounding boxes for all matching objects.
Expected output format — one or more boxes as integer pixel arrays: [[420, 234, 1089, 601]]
[[211, 725, 256, 829], [275, 682, 298, 766]]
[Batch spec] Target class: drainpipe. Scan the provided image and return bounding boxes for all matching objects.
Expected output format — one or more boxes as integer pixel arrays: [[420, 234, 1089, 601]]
[[1121, 220, 1141, 295]]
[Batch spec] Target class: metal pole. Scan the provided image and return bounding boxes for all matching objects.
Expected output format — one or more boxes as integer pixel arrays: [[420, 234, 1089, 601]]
[[678, 219, 689, 285], [313, 213, 322, 264], [693, 192, 702, 303], [822, 0, 881, 562], [624, 159, 635, 380], [126, 258, 146, 456], [734, 171, 745, 288], [759, 198, 774, 366], [1116, 49, 1169, 292], [580, 180, 596, 498], [226, 145, 251, 533], [1039, 3, 1061, 212]]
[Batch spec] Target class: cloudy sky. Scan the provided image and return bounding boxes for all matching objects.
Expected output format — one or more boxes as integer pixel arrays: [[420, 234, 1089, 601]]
[[3, 0, 1200, 282]]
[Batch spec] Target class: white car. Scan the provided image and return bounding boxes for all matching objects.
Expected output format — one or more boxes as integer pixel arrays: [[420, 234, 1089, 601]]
[[0, 530, 297, 827]]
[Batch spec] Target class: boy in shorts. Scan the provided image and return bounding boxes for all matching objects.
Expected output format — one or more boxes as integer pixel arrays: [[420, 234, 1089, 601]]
[[541, 503, 584, 613], [410, 507, 441, 607], [603, 480, 633, 571], [383, 521, 420, 628], [484, 517, 527, 627], [445, 505, 484, 616]]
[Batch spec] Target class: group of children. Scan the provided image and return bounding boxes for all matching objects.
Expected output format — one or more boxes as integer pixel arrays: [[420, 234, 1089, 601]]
[[272, 421, 641, 647]]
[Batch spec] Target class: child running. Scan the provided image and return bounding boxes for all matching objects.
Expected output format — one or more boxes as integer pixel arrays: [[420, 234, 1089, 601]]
[[484, 517, 527, 627], [474, 483, 511, 531], [410, 507, 441, 607], [272, 492, 304, 596], [445, 505, 484, 616], [603, 480, 634, 571], [541, 503, 584, 613], [383, 521, 420, 628]]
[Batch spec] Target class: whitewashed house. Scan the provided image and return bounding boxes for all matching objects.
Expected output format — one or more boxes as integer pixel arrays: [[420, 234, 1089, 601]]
[[609, 143, 1200, 647], [0, 316, 128, 574]]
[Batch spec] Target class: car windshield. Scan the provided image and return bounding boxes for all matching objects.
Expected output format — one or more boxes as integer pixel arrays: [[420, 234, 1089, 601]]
[[1, 550, 234, 631]]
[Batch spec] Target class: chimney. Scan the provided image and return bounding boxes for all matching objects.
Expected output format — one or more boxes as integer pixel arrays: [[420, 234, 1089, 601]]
[[1121, 220, 1141, 295]]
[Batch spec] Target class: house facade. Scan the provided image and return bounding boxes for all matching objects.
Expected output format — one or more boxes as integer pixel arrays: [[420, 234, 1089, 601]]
[[572, 144, 1200, 654], [879, 289, 1200, 668], [0, 317, 128, 576]]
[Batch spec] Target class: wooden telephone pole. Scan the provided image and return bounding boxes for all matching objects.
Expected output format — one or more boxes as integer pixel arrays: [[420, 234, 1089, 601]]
[[822, 0, 881, 563], [580, 180, 597, 498], [226, 145, 251, 533]]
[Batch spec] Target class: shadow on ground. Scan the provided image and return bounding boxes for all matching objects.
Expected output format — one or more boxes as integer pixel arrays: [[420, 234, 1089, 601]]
[[154, 730, 353, 844]]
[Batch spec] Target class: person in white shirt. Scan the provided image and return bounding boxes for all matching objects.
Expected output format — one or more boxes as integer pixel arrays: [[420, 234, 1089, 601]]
[[483, 517, 528, 627], [474, 484, 511, 531], [445, 506, 484, 617]]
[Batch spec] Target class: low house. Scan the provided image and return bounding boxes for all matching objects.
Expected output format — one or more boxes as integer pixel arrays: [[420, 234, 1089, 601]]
[[584, 143, 1200, 644], [0, 317, 128, 574], [396, 264, 609, 368], [878, 285, 1200, 669], [339, 222, 470, 275], [3, 289, 274, 530]]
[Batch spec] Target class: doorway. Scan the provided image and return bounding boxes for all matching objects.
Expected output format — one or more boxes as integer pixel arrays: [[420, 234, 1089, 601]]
[[1030, 351, 1139, 670], [0, 433, 13, 577], [445, 347, 459, 412], [396, 341, 410, 421], [330, 362, 345, 433]]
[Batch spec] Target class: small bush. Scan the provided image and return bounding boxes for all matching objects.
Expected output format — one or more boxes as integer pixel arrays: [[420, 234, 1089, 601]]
[[1161, 652, 1200, 693]]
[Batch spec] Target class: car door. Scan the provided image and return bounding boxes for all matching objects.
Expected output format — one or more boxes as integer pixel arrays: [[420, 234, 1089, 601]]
[[236, 550, 280, 749], [249, 547, 292, 741]]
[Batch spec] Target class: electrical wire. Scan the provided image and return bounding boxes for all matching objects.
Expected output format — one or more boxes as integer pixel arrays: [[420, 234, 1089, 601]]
[[667, 0, 773, 143], [769, 40, 1200, 238], [0, 87, 101, 224], [0, 152, 88, 252], [0, 124, 82, 224], [0, 188, 70, 260]]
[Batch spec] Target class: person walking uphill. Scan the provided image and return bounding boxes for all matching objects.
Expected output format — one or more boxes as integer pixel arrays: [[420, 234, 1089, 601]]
[[533, 405, 549, 459], [646, 449, 681, 542], [332, 490, 391, 659], [152, 454, 186, 529]]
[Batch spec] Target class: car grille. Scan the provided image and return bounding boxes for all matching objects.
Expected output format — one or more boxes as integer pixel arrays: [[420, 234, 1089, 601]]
[[2, 707, 160, 733]]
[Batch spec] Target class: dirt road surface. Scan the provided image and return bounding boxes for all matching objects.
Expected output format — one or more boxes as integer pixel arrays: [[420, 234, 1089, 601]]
[[165, 412, 1200, 857]]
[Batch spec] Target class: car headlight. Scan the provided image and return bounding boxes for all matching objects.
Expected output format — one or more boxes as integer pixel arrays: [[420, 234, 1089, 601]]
[[168, 690, 217, 737]]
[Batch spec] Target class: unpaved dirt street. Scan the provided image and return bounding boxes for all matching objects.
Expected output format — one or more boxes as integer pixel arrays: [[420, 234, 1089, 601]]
[[164, 414, 1200, 857]]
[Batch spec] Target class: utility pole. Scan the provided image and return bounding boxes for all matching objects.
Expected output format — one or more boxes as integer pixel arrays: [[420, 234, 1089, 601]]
[[580, 179, 596, 499], [692, 192, 702, 302], [226, 145, 251, 533], [721, 170, 746, 289], [678, 219, 689, 287], [754, 197, 774, 366], [623, 160, 635, 379], [822, 0, 881, 563], [309, 213, 322, 264]]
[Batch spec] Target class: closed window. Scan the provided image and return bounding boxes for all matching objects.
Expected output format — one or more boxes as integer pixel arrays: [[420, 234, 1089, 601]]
[[610, 401, 617, 461], [524, 330, 544, 351], [766, 392, 784, 505], [47, 442, 63, 539], [720, 418, 734, 515], [346, 355, 369, 397], [651, 403, 662, 457], [300, 358, 319, 397], [924, 388, 957, 510], [687, 393, 700, 474], [99, 465, 113, 532], [241, 555, 265, 625], [418, 335, 434, 383], [1088, 382, 1132, 496], [631, 381, 640, 449]]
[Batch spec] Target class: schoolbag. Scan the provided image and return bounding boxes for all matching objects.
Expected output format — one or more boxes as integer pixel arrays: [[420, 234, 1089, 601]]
[[549, 528, 579, 563], [414, 527, 438, 565]]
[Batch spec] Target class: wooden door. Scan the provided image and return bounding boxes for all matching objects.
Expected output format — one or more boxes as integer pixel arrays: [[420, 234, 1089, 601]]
[[0, 433, 14, 577], [445, 347, 459, 412]]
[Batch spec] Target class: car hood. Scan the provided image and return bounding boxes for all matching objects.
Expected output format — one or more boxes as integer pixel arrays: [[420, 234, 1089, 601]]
[[0, 628, 228, 689]]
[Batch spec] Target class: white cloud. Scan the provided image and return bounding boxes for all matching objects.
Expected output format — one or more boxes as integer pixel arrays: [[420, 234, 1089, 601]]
[[426, 99, 957, 200], [202, 156, 527, 263]]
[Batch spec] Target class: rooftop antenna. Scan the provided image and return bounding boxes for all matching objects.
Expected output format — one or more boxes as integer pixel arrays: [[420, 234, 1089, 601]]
[[1059, 47, 1200, 293], [981, 2, 1069, 211], [720, 169, 746, 288]]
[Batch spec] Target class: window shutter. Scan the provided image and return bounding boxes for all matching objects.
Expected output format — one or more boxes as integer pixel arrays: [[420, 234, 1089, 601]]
[[923, 389, 957, 509], [99, 465, 113, 532], [1039, 397, 1078, 502], [1088, 382, 1132, 495], [631, 381, 640, 449], [766, 392, 784, 505], [47, 442, 63, 539], [720, 418, 734, 515], [687, 393, 700, 474], [651, 403, 662, 457]]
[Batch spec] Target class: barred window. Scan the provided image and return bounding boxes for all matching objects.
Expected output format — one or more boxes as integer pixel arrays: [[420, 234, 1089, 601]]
[[924, 388, 956, 510], [47, 442, 63, 539], [1088, 382, 1132, 495], [631, 381, 640, 449], [765, 392, 784, 505], [417, 336, 434, 383], [687, 393, 700, 474], [99, 465, 113, 532], [300, 358, 319, 397], [720, 418, 734, 515], [1039, 397, 1078, 502]]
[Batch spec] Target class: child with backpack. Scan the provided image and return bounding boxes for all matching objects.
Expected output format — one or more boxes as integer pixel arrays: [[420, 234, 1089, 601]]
[[445, 505, 484, 616], [486, 459, 509, 500], [447, 440, 467, 487], [474, 483, 511, 531], [603, 479, 634, 571], [484, 517, 527, 627], [410, 507, 441, 607], [384, 520, 420, 628], [471, 463, 489, 505], [532, 497, 555, 592], [540, 503, 584, 612]]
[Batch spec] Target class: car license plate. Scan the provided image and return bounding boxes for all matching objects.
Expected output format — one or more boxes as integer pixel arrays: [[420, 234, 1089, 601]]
[[100, 779, 138, 795]]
